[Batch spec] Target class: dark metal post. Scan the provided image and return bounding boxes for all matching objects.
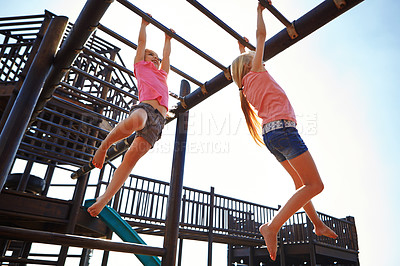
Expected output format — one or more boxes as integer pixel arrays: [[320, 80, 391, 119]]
[[161, 80, 190, 266], [57, 173, 90, 265], [0, 16, 68, 192], [207, 187, 215, 266], [42, 164, 56, 196], [16, 160, 33, 192], [177, 195, 186, 266], [249, 247, 254, 266], [306, 216, 316, 266]]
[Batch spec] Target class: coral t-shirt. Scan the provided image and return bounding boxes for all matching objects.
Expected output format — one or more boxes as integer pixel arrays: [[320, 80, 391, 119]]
[[134, 60, 169, 110], [242, 70, 296, 125]]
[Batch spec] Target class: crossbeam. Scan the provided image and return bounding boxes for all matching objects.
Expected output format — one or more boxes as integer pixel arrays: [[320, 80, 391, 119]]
[[187, 0, 255, 51], [97, 24, 203, 87], [0, 225, 166, 257], [71, 0, 364, 179], [116, 0, 227, 71]]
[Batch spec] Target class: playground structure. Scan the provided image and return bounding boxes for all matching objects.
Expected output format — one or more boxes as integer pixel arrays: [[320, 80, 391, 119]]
[[0, 0, 362, 265]]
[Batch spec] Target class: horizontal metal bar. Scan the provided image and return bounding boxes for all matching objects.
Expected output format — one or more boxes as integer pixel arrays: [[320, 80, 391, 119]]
[[35, 117, 103, 143], [259, 0, 292, 28], [0, 20, 44, 28], [0, 256, 57, 265], [19, 142, 89, 166], [0, 225, 166, 257], [116, 0, 227, 71], [52, 95, 119, 125], [43, 105, 109, 134], [58, 82, 129, 114], [69, 66, 139, 101], [187, 0, 255, 51], [0, 42, 32, 48], [97, 24, 203, 87], [82, 47, 133, 75], [22, 134, 93, 160], [16, 152, 80, 167], [0, 14, 45, 22], [0, 26, 41, 33], [29, 125, 97, 152]]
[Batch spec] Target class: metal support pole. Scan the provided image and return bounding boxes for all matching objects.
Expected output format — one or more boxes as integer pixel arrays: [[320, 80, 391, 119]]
[[306, 216, 317, 266], [0, 16, 68, 192], [207, 187, 215, 266], [57, 173, 90, 265], [161, 80, 190, 266]]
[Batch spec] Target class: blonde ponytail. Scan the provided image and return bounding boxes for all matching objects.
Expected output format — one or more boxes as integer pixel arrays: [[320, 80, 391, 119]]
[[239, 90, 263, 146], [232, 52, 263, 146]]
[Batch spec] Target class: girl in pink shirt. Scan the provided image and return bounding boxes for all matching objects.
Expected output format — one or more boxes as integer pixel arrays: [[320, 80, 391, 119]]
[[88, 15, 174, 217], [231, 3, 337, 261]]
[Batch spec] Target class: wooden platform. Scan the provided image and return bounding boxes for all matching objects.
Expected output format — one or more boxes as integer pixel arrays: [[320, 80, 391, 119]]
[[0, 190, 107, 238]]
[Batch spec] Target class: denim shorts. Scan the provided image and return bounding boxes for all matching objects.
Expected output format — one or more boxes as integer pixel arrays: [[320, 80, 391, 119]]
[[263, 127, 308, 162], [130, 103, 166, 148]]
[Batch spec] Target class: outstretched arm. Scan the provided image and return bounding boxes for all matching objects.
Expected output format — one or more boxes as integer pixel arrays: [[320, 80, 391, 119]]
[[252, 3, 267, 72], [160, 29, 174, 74], [134, 16, 150, 64]]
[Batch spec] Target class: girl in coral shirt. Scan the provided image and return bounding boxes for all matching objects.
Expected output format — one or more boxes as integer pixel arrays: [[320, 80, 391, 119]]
[[231, 3, 337, 261]]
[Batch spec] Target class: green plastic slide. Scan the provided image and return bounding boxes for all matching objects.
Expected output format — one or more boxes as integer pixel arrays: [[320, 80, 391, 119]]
[[84, 199, 161, 266]]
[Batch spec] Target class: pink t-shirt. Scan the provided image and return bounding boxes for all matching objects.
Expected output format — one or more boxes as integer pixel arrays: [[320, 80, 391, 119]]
[[242, 70, 296, 125], [134, 60, 169, 110]]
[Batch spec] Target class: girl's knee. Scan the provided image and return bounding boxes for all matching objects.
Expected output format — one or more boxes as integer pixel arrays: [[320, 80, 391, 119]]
[[313, 180, 324, 195], [304, 179, 324, 196]]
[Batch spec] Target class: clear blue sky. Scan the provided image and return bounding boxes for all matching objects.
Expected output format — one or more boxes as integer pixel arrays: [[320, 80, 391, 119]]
[[2, 0, 399, 265]]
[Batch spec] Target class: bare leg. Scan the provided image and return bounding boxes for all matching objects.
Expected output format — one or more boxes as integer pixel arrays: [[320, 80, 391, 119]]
[[280, 160, 338, 238], [259, 151, 324, 261], [92, 109, 147, 169], [87, 137, 151, 217]]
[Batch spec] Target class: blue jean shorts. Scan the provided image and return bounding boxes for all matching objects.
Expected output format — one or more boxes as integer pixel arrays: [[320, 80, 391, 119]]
[[263, 127, 308, 162]]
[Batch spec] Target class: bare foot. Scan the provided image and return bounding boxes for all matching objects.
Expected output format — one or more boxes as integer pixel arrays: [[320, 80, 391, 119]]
[[259, 223, 278, 261], [87, 195, 109, 217], [92, 144, 107, 169], [315, 223, 338, 239]]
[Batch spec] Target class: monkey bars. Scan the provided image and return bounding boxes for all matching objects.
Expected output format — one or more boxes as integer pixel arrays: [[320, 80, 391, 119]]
[[71, 0, 364, 179]]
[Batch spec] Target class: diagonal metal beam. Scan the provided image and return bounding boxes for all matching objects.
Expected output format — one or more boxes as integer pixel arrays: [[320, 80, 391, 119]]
[[28, 0, 115, 128], [97, 24, 203, 87], [116, 0, 227, 71], [187, 0, 255, 51]]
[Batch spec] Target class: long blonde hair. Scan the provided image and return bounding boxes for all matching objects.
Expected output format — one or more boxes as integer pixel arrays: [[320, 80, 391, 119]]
[[231, 52, 263, 146]]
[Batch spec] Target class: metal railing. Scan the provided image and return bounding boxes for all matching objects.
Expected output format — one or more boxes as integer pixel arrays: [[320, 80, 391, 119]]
[[0, 14, 46, 84], [89, 164, 358, 250]]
